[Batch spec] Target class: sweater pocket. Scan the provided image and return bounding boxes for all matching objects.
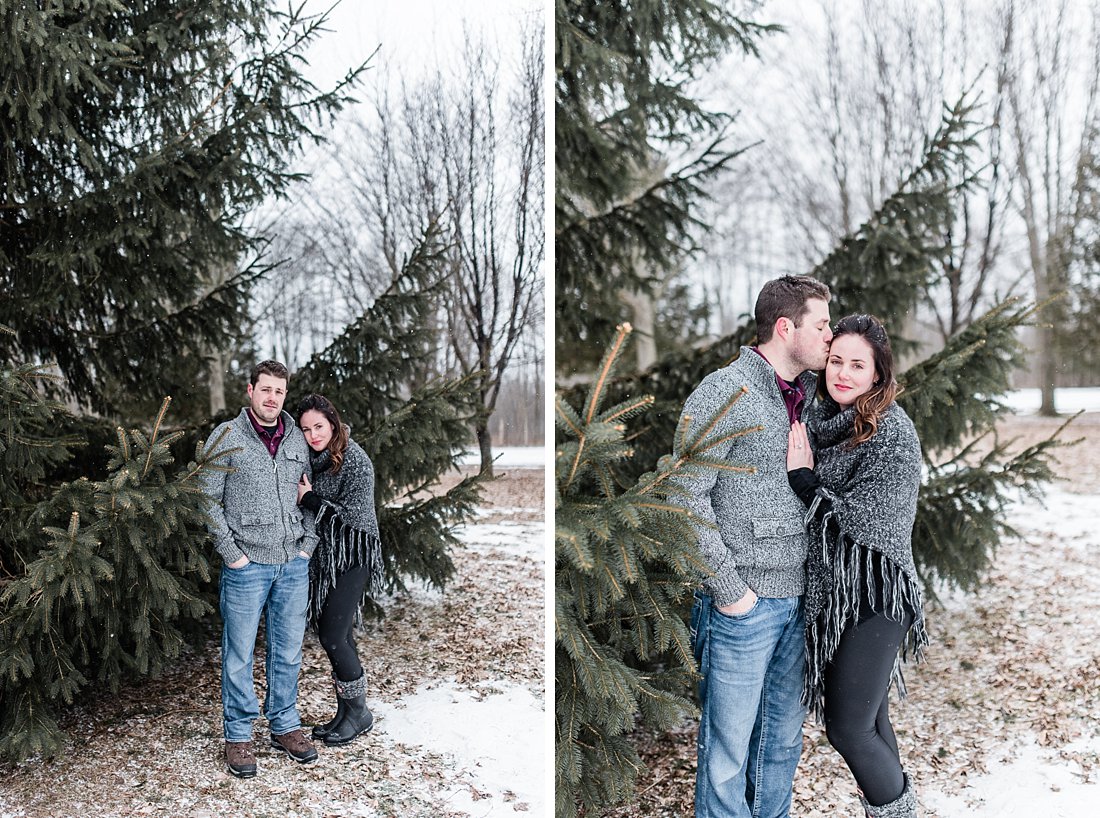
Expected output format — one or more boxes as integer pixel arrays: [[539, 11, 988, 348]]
[[234, 512, 278, 550], [748, 518, 806, 568], [281, 448, 307, 485]]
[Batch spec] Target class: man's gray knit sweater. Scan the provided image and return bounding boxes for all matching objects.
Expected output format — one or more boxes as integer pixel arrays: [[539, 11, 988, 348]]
[[202, 408, 319, 565], [673, 347, 817, 607]]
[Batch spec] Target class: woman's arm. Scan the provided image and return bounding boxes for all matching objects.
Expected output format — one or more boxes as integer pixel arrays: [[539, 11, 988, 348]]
[[787, 421, 832, 522]]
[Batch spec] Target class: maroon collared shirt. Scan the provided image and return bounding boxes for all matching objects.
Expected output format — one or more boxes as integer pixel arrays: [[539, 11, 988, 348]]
[[752, 348, 806, 424], [246, 408, 286, 457]]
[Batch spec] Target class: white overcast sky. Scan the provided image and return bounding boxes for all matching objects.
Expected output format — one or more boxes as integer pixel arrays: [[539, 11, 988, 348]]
[[298, 0, 543, 90]]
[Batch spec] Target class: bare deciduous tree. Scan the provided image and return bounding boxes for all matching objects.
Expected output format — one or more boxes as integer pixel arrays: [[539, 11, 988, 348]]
[[696, 0, 1021, 350], [1002, 0, 1100, 413], [263, 23, 544, 469]]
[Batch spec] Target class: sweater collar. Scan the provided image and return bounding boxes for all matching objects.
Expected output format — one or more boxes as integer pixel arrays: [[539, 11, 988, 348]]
[[310, 448, 332, 472], [810, 396, 856, 449]]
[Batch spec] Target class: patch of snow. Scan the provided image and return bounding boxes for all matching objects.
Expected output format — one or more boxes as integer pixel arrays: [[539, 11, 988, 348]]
[[1003, 387, 1100, 415], [372, 679, 545, 817], [456, 521, 545, 561], [922, 734, 1100, 817], [456, 446, 545, 468], [1003, 485, 1097, 545]]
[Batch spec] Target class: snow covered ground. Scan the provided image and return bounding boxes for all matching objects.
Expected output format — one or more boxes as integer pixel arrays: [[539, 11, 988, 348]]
[[373, 679, 544, 817], [456, 446, 545, 468], [919, 484, 1100, 816], [1003, 386, 1100, 414], [369, 518, 547, 818], [925, 735, 1100, 817]]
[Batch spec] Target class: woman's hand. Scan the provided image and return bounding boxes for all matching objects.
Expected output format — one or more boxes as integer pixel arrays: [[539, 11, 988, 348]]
[[787, 421, 814, 471], [297, 473, 312, 503]]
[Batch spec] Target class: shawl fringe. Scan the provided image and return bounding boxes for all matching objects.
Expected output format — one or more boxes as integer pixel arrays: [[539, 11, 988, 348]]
[[803, 507, 929, 723], [308, 502, 384, 632]]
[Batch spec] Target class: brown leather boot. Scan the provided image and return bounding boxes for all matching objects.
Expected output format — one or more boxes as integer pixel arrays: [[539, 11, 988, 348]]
[[269, 728, 319, 763], [225, 740, 257, 778]]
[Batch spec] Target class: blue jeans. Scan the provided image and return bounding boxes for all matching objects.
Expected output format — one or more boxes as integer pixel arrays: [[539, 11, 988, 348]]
[[219, 557, 310, 742], [692, 592, 806, 818]]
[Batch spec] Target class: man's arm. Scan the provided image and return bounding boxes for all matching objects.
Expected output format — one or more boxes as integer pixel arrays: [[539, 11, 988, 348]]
[[200, 441, 247, 565], [672, 380, 754, 610]]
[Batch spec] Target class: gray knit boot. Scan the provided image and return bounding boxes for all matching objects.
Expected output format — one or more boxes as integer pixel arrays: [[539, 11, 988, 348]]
[[323, 672, 374, 746], [860, 774, 918, 818]]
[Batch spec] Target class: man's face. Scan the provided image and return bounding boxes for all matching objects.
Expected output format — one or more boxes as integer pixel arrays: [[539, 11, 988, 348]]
[[788, 298, 833, 371], [247, 373, 288, 425]]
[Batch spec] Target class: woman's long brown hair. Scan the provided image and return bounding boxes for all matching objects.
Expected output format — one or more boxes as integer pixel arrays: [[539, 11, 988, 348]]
[[824, 314, 901, 447], [295, 394, 349, 473]]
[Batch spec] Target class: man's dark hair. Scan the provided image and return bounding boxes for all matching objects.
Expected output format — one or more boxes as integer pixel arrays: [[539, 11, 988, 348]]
[[754, 275, 832, 343], [249, 360, 290, 386]]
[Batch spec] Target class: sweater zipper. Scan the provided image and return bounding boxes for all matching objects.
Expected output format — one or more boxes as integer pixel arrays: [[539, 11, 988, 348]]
[[273, 456, 289, 558]]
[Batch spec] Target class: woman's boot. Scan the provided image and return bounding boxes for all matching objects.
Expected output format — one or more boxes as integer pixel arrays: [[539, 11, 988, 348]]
[[323, 672, 374, 746], [859, 774, 918, 818], [311, 674, 347, 741]]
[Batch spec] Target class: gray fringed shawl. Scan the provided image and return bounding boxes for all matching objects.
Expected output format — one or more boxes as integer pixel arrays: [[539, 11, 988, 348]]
[[307, 437, 383, 630], [803, 398, 928, 721]]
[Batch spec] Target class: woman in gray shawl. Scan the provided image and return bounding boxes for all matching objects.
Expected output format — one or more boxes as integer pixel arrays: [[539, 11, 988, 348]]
[[295, 394, 384, 746], [786, 314, 927, 818]]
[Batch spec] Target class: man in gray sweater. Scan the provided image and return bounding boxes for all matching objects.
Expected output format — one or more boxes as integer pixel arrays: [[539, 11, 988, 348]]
[[677, 276, 832, 818], [203, 360, 319, 778]]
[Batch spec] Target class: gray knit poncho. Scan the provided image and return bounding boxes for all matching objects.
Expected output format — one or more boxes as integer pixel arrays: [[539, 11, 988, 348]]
[[307, 436, 383, 630], [803, 398, 928, 720]]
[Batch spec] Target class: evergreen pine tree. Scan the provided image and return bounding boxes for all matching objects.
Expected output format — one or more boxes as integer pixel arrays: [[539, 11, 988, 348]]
[[0, 1, 365, 419], [0, 375, 234, 760], [0, 5, 483, 763], [555, 0, 779, 371], [556, 323, 752, 817], [291, 224, 485, 616]]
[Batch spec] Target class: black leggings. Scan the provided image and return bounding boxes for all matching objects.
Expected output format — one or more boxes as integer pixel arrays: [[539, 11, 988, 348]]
[[823, 604, 913, 807], [317, 565, 371, 683]]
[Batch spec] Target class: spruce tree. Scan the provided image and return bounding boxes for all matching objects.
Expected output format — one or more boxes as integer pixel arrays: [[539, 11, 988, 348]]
[[555, 0, 779, 371], [0, 372, 234, 761], [556, 323, 748, 817], [0, 0, 365, 420], [0, 4, 485, 763]]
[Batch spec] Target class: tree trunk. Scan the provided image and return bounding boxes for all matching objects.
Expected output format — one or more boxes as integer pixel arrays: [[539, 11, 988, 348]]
[[207, 349, 226, 417], [477, 421, 494, 477], [619, 286, 658, 371]]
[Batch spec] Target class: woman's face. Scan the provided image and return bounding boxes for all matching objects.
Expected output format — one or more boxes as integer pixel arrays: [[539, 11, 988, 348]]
[[300, 409, 335, 452], [825, 333, 877, 407]]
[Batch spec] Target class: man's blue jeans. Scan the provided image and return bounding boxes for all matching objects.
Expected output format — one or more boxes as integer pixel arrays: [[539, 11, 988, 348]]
[[220, 557, 310, 742], [692, 591, 806, 818]]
